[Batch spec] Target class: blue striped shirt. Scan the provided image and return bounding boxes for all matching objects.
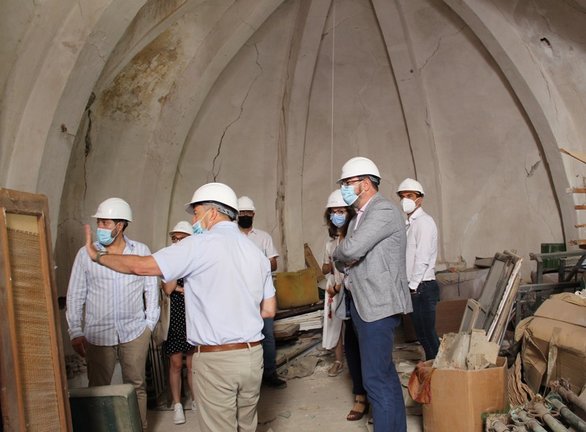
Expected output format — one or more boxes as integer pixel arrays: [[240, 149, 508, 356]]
[[66, 237, 160, 346]]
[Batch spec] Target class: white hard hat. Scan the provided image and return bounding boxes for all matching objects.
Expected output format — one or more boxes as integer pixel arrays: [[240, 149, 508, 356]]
[[184, 182, 239, 215], [169, 221, 192, 236], [397, 178, 425, 196], [92, 197, 133, 222], [237, 196, 255, 212], [338, 156, 381, 182], [326, 190, 347, 208]]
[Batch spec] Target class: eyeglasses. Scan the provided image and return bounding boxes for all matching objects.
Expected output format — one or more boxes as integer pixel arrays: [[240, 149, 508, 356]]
[[341, 177, 363, 187]]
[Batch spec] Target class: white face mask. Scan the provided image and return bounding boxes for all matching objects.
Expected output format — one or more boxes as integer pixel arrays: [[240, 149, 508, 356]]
[[401, 198, 417, 214]]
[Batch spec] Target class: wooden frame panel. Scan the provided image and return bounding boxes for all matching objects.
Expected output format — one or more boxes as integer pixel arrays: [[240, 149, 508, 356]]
[[0, 188, 72, 431]]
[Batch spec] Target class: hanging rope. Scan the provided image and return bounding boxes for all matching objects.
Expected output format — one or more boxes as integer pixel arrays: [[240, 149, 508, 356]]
[[330, 0, 336, 185]]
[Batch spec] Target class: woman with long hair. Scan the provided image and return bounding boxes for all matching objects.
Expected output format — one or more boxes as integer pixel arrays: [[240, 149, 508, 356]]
[[321, 190, 368, 421]]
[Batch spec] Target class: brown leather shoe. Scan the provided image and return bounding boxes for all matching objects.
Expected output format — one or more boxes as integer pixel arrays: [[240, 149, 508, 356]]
[[346, 396, 369, 421]]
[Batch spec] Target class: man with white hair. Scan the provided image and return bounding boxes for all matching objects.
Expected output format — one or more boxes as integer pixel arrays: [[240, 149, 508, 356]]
[[81, 183, 276, 432]]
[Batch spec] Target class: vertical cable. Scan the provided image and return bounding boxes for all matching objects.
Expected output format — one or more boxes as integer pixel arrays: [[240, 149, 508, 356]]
[[330, 0, 336, 185]]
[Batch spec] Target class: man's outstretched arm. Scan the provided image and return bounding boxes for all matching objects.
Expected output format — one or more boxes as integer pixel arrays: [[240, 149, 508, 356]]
[[84, 224, 162, 276]]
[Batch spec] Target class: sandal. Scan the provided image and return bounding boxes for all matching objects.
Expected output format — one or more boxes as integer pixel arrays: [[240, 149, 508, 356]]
[[346, 396, 369, 421], [328, 360, 344, 377]]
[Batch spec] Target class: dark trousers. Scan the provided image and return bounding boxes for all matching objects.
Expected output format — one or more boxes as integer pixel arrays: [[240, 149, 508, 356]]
[[262, 317, 276, 377], [344, 317, 365, 396], [351, 300, 406, 432], [411, 280, 440, 360]]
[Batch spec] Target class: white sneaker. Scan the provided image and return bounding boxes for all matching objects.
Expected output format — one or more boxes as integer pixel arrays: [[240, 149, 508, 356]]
[[191, 400, 197, 412], [173, 403, 185, 425]]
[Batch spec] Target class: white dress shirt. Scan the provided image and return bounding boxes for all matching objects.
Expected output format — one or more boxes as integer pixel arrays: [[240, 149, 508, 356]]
[[323, 236, 345, 286], [354, 196, 374, 229], [406, 207, 438, 291], [153, 221, 275, 346], [245, 227, 279, 259], [66, 237, 159, 345]]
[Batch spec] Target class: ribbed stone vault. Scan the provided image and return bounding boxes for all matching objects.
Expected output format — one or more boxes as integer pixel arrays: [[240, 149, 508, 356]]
[[1, 0, 586, 292]]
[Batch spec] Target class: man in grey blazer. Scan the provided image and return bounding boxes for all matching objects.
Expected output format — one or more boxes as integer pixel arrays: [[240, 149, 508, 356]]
[[333, 156, 412, 432]]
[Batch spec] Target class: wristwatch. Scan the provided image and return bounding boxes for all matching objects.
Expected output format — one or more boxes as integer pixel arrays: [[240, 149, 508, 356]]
[[95, 249, 108, 265]]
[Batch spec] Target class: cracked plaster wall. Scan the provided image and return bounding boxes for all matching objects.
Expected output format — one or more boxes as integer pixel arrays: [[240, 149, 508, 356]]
[[1, 0, 585, 290], [406, 0, 562, 265]]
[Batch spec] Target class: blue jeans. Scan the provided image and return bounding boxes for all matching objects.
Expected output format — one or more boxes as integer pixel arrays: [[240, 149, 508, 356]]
[[411, 280, 440, 360], [262, 317, 276, 377], [351, 300, 406, 432]]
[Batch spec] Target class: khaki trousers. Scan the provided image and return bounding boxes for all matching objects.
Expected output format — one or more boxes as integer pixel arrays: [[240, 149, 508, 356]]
[[86, 328, 151, 430], [193, 344, 263, 432]]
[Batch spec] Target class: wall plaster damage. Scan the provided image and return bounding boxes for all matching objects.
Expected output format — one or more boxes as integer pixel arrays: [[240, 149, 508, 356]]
[[1, 0, 586, 297]]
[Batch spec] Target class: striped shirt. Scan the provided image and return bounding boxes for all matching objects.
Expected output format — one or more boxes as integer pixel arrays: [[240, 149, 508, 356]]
[[66, 237, 159, 346]]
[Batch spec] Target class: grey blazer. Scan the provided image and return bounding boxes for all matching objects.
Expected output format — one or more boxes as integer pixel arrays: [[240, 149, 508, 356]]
[[333, 193, 412, 322]]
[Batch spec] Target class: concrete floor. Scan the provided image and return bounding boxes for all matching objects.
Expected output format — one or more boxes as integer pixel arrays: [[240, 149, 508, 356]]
[[147, 346, 424, 432]]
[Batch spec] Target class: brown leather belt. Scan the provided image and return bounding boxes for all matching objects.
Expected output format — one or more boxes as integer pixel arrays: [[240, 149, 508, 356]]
[[197, 341, 261, 353]]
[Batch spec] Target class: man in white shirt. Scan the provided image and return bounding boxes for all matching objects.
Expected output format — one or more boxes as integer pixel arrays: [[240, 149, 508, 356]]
[[81, 183, 276, 432], [397, 178, 440, 360], [66, 198, 159, 431], [237, 196, 286, 389]]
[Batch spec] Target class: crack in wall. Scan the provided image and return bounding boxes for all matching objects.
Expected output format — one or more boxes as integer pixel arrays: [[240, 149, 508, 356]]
[[419, 39, 441, 72], [276, 20, 297, 270], [211, 43, 263, 180], [88, 37, 108, 63], [83, 92, 96, 200], [560, 0, 586, 14], [525, 160, 541, 177], [77, 0, 84, 19], [418, 24, 466, 72]]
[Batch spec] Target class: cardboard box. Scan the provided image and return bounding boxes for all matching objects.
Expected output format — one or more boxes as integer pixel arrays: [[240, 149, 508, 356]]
[[402, 299, 468, 342], [520, 294, 586, 393], [422, 357, 507, 432], [274, 268, 320, 309]]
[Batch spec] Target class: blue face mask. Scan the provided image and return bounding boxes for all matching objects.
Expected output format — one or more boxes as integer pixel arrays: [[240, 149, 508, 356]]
[[96, 227, 117, 246], [340, 185, 359, 206], [192, 210, 210, 235], [192, 220, 206, 235], [330, 213, 347, 228]]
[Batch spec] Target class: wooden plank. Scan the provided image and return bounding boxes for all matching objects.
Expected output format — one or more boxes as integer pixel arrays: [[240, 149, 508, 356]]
[[0, 188, 72, 431], [37, 211, 70, 431], [569, 239, 586, 245], [303, 243, 325, 282], [0, 191, 27, 432], [571, 188, 586, 194], [275, 332, 322, 368], [561, 148, 586, 165], [275, 300, 323, 320], [575, 205, 586, 210], [575, 224, 586, 228]]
